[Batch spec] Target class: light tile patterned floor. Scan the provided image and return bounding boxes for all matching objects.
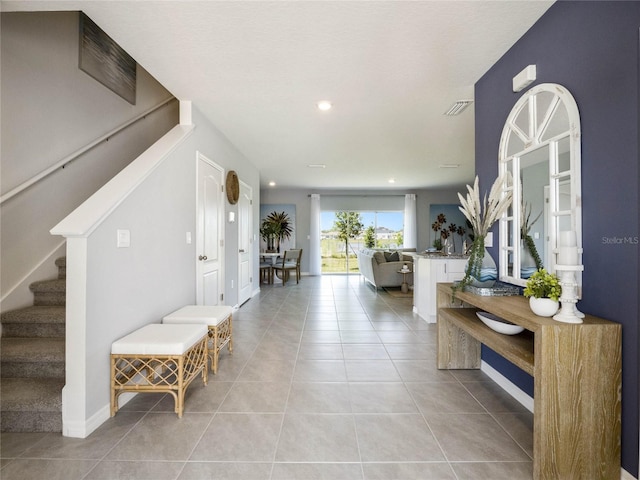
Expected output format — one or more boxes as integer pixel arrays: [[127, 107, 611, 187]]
[[0, 275, 533, 479]]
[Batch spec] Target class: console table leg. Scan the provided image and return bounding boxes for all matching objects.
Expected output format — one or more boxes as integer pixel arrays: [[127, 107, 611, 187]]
[[437, 311, 481, 369]]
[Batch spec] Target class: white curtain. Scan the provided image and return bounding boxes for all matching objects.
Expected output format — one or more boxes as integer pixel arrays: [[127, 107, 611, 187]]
[[403, 194, 417, 249], [309, 194, 321, 275]]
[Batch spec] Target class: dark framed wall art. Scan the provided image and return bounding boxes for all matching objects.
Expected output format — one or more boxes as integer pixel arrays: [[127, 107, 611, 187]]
[[79, 13, 137, 104]]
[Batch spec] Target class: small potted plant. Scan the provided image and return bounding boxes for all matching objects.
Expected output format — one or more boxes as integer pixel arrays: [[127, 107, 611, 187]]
[[523, 269, 562, 317]]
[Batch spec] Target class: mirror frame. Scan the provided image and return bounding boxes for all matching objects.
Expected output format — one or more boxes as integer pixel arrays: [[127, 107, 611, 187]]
[[498, 83, 582, 287]]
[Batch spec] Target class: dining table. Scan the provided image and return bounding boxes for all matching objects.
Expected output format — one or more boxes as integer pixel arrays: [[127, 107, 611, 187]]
[[260, 252, 280, 265]]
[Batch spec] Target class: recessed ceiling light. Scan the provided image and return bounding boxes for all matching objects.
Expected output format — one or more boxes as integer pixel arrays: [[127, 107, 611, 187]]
[[443, 100, 473, 116], [317, 101, 332, 111], [388, 178, 396, 184], [307, 164, 326, 168], [268, 181, 276, 187], [439, 164, 461, 168]]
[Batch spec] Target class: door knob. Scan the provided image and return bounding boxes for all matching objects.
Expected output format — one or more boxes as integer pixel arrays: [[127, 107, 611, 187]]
[[239, 249, 245, 253], [199, 255, 208, 261]]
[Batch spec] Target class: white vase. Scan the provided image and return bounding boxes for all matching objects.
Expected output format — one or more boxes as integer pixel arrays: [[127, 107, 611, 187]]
[[529, 297, 559, 317]]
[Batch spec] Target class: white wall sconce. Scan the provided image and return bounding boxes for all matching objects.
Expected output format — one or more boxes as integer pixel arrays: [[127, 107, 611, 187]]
[[513, 65, 537, 92]]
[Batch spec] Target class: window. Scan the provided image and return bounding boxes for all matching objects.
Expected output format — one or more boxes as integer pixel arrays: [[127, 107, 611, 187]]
[[321, 210, 404, 273]]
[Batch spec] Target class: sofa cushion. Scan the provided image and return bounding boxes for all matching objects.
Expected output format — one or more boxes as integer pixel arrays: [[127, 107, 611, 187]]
[[373, 251, 386, 264], [384, 251, 400, 262]]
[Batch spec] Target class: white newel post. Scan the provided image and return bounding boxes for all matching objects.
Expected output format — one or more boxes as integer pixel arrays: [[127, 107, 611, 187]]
[[60, 236, 89, 437]]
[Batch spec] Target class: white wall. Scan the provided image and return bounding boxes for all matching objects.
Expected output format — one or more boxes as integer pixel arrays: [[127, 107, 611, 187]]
[[189, 107, 261, 306], [81, 129, 199, 423], [1, 11, 178, 310]]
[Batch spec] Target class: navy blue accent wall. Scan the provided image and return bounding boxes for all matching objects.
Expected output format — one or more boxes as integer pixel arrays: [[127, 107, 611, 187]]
[[475, 1, 639, 475]]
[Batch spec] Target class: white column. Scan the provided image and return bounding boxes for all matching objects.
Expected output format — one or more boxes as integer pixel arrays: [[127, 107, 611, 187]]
[[309, 194, 321, 275], [403, 194, 417, 249]]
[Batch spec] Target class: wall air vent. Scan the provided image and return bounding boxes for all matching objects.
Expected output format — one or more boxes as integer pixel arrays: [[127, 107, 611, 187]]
[[444, 100, 474, 116]]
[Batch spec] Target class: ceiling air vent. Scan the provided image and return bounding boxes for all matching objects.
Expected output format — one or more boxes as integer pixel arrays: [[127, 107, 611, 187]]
[[444, 100, 474, 116]]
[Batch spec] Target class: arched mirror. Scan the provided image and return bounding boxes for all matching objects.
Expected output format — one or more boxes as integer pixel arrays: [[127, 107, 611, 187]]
[[498, 83, 582, 288]]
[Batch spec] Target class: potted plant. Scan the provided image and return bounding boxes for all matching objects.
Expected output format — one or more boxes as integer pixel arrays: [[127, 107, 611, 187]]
[[523, 268, 562, 317], [259, 220, 278, 252], [261, 211, 293, 252], [454, 173, 513, 294]]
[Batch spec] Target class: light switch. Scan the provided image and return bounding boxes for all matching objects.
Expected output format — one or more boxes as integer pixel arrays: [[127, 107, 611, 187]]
[[186, 232, 192, 244], [534, 232, 540, 240], [117, 229, 130, 248]]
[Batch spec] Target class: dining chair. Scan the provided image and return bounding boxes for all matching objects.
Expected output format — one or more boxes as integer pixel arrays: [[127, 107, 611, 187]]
[[259, 255, 274, 284], [272, 249, 302, 286]]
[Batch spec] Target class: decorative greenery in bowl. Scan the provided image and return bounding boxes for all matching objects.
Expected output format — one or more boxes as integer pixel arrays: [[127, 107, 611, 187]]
[[523, 269, 562, 301]]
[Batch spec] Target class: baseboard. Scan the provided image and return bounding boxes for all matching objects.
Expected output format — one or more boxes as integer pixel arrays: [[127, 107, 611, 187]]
[[621, 468, 637, 480], [63, 393, 135, 438], [63, 404, 109, 438], [480, 360, 534, 413]]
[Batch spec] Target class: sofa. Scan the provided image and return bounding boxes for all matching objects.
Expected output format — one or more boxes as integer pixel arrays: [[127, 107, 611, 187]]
[[357, 248, 415, 289]]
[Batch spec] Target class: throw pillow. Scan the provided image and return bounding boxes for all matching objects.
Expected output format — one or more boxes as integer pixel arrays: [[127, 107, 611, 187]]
[[385, 251, 400, 262], [373, 251, 386, 264]]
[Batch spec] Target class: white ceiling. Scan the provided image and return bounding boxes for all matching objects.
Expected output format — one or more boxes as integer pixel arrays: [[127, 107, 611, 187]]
[[6, 0, 553, 190]]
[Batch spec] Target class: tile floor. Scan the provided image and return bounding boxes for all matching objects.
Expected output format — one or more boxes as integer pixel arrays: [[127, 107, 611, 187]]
[[0, 275, 534, 480]]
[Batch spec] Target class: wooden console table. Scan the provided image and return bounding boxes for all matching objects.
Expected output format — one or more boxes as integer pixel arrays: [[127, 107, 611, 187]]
[[436, 283, 621, 480]]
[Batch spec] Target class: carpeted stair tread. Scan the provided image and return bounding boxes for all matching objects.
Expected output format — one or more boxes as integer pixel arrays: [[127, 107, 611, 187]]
[[0, 378, 64, 412], [1, 305, 65, 324], [1, 337, 65, 363], [29, 279, 66, 293], [29, 279, 66, 306]]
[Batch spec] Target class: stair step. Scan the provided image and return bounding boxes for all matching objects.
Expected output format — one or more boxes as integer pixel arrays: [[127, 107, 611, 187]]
[[29, 279, 66, 306], [0, 378, 63, 432], [55, 257, 66, 280], [1, 306, 66, 338], [1, 338, 65, 378]]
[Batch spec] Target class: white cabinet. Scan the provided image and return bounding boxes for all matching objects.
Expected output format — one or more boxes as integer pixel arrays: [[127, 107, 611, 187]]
[[413, 255, 467, 323]]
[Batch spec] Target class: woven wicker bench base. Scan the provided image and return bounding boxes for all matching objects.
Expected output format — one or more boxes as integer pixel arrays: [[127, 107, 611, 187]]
[[162, 306, 234, 374], [207, 314, 233, 374], [110, 328, 208, 418]]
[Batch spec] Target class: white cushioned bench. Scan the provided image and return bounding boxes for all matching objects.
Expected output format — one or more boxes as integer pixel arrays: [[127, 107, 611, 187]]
[[110, 324, 208, 418], [162, 305, 233, 374]]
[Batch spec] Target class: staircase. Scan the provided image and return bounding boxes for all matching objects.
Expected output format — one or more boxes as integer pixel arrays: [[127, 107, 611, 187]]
[[1, 257, 66, 432]]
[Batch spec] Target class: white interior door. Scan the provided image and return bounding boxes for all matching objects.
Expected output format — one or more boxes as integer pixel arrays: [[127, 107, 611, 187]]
[[238, 180, 253, 305], [196, 152, 224, 305]]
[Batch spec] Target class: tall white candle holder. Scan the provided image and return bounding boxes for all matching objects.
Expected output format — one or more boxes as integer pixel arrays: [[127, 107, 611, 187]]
[[553, 264, 584, 324], [553, 231, 584, 323]]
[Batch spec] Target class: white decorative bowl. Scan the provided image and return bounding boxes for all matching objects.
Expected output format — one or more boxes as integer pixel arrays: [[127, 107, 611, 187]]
[[476, 311, 524, 335]]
